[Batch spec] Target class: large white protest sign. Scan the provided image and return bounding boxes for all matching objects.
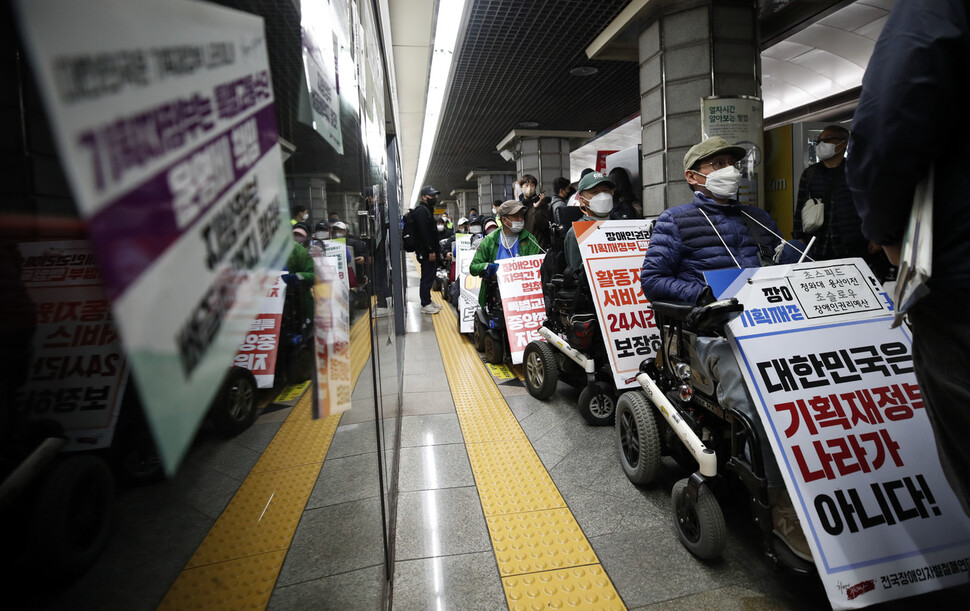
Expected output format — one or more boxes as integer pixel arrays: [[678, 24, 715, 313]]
[[15, 0, 293, 472], [15, 241, 128, 451], [497, 255, 546, 364], [724, 259, 970, 609], [454, 234, 478, 333], [575, 219, 657, 389], [299, 0, 343, 154]]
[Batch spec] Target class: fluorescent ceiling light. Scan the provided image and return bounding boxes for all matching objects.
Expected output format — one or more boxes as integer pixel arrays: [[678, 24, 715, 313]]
[[408, 0, 467, 208]]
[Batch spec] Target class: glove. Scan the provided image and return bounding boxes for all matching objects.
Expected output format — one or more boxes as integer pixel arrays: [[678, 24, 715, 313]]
[[484, 262, 499, 277], [282, 273, 301, 286], [695, 285, 715, 306]]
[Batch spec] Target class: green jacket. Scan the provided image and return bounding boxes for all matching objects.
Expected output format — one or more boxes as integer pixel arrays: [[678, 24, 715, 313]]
[[469, 229, 543, 307]]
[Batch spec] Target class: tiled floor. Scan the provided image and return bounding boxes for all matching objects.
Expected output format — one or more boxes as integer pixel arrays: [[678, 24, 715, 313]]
[[20, 256, 970, 610]]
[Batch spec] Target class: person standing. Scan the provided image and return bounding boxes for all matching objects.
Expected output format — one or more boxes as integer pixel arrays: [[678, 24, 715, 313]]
[[793, 125, 879, 267], [291, 205, 309, 226], [549, 176, 571, 225], [518, 174, 551, 250], [847, 0, 970, 516], [413, 185, 443, 314]]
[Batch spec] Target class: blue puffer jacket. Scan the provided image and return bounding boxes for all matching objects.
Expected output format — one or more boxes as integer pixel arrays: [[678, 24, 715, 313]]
[[641, 192, 792, 303]]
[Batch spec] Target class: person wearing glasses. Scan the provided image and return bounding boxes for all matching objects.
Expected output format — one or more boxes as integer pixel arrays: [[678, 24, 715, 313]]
[[793, 125, 884, 272], [640, 136, 810, 562]]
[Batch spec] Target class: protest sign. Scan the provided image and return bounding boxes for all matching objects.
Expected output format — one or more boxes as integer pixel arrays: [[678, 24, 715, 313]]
[[496, 254, 545, 364], [299, 0, 343, 154], [725, 259, 970, 609], [575, 219, 657, 389], [15, 0, 293, 472], [14, 241, 128, 451], [231, 275, 286, 388], [312, 255, 351, 418], [455, 234, 478, 333]]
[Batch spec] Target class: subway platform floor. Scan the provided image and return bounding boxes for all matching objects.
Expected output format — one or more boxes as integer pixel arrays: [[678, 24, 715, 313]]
[[18, 256, 970, 610]]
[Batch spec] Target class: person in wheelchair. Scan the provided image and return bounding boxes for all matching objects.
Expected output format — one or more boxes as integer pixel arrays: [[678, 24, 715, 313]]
[[564, 171, 615, 271], [469, 200, 543, 303], [640, 136, 809, 561]]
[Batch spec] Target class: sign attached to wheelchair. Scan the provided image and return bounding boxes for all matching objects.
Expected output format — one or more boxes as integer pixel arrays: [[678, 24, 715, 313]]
[[231, 275, 286, 389], [717, 258, 970, 609], [496, 254, 546, 364], [575, 219, 657, 390], [455, 234, 479, 334]]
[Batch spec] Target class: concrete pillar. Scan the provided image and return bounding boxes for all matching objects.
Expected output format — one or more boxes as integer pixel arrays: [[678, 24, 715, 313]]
[[452, 189, 479, 219], [466, 170, 516, 211], [638, 0, 759, 217]]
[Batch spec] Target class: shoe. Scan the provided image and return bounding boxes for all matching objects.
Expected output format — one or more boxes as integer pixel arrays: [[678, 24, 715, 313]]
[[420, 303, 441, 314], [771, 488, 813, 562]]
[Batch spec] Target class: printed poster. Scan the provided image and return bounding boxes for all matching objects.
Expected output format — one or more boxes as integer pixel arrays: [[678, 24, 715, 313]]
[[701, 96, 764, 208], [575, 219, 657, 389], [454, 234, 478, 333], [312, 254, 351, 418], [15, 0, 293, 473], [231, 275, 285, 389], [320, 238, 350, 291], [14, 241, 128, 451], [299, 0, 343, 154], [496, 254, 545, 365], [724, 259, 970, 608]]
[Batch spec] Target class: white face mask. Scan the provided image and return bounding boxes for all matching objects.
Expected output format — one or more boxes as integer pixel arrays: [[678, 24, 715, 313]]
[[492, 207, 499, 215], [699, 165, 741, 199], [585, 192, 613, 217], [815, 141, 839, 162], [509, 220, 524, 233], [315, 231, 330, 240], [437, 223, 445, 232], [302, 213, 309, 220], [522, 185, 535, 198], [469, 224, 482, 234]]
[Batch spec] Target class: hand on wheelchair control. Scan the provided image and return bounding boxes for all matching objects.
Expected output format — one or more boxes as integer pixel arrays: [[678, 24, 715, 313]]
[[282, 273, 302, 286]]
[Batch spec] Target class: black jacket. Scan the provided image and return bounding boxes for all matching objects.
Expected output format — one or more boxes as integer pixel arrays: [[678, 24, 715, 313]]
[[794, 161, 867, 259], [848, 0, 970, 288], [412, 202, 440, 260]]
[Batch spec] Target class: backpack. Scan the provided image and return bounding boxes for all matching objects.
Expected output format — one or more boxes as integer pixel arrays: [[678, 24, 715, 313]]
[[401, 209, 418, 252]]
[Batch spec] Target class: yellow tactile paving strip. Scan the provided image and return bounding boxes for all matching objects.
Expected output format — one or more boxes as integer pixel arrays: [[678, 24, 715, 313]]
[[428, 291, 625, 610], [159, 311, 372, 610]]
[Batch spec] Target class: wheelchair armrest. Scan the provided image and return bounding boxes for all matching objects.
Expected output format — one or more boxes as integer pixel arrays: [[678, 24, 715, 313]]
[[686, 298, 744, 333], [650, 300, 696, 322]]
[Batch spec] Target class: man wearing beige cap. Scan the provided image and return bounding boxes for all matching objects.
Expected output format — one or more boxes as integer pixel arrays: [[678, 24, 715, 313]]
[[640, 136, 807, 561], [469, 200, 542, 307]]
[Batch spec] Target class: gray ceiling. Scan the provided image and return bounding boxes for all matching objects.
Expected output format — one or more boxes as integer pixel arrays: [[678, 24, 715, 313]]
[[421, 0, 640, 196]]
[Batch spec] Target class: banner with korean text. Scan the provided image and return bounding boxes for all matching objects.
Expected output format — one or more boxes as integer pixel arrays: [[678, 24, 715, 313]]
[[231, 275, 285, 389], [312, 255, 352, 418], [722, 259, 970, 609], [15, 241, 128, 451], [497, 254, 546, 364], [455, 234, 478, 333], [15, 0, 293, 472], [575, 219, 657, 389]]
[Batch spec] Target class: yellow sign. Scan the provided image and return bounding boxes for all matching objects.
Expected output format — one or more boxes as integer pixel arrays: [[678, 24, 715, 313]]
[[485, 363, 513, 379], [275, 380, 311, 403], [434, 208, 446, 216]]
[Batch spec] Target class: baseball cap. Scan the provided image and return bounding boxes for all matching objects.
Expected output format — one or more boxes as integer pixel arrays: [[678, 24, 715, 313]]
[[419, 185, 439, 197], [497, 200, 526, 217], [576, 171, 614, 193], [331, 221, 348, 231], [683, 137, 747, 173], [457, 217, 468, 226]]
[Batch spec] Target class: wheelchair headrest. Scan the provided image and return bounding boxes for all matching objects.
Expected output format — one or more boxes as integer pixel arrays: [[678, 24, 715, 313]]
[[556, 206, 584, 227]]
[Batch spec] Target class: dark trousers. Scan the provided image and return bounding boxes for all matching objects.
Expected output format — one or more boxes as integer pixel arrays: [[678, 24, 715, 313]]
[[419, 258, 436, 306], [910, 289, 970, 518]]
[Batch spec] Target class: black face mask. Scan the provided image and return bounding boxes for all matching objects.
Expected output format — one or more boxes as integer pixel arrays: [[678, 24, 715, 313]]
[[425, 197, 437, 207]]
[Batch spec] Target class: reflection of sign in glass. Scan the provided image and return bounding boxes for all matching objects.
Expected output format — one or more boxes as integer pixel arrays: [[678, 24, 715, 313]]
[[15, 0, 293, 474], [300, 0, 343, 153], [16, 241, 128, 452]]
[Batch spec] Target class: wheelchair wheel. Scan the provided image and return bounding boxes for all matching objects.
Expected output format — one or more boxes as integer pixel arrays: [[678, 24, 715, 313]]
[[473, 317, 486, 352], [671, 478, 726, 560], [615, 391, 662, 484], [578, 382, 616, 426], [523, 341, 559, 400], [483, 333, 504, 364]]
